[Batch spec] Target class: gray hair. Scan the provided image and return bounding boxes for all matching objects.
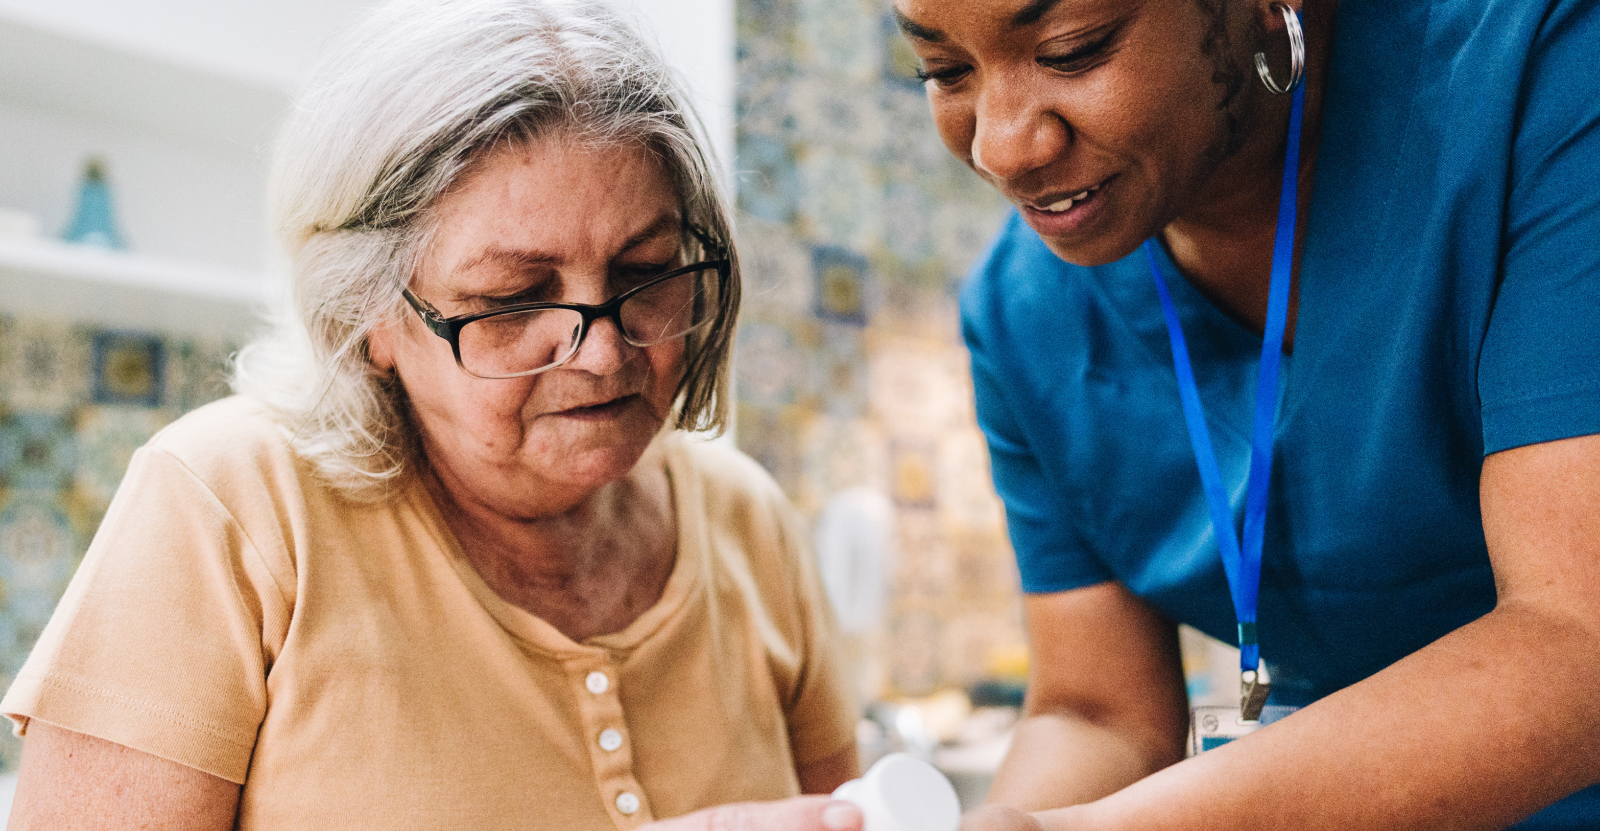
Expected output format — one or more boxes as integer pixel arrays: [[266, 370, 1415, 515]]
[[234, 0, 740, 501]]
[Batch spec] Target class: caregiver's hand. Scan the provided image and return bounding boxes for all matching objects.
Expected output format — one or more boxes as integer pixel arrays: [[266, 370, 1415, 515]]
[[644, 796, 864, 831], [960, 805, 1049, 831]]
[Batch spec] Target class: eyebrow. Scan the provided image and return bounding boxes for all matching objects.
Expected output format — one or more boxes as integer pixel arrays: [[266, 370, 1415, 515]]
[[1011, 0, 1066, 27], [894, 9, 944, 42], [454, 247, 556, 277], [452, 213, 683, 278], [619, 213, 684, 255], [895, 0, 1069, 43]]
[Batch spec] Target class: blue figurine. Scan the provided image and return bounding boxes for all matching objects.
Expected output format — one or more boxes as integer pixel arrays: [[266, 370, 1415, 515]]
[[62, 157, 127, 249]]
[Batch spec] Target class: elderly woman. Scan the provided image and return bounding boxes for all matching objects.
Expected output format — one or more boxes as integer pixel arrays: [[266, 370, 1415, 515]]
[[887, 1, 1600, 830], [1, 1, 860, 827]]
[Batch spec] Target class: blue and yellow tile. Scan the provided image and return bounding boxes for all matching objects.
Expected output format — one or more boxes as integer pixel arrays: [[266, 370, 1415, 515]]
[[91, 330, 166, 407]]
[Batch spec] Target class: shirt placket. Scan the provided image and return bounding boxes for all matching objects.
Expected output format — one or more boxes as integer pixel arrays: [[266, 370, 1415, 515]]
[[567, 652, 653, 828]]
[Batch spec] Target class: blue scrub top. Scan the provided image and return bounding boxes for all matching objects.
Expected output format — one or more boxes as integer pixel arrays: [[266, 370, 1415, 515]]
[[961, 0, 1600, 826]]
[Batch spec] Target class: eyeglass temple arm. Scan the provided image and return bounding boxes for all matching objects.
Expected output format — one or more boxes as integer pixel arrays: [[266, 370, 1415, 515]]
[[402, 288, 456, 339], [686, 223, 729, 260]]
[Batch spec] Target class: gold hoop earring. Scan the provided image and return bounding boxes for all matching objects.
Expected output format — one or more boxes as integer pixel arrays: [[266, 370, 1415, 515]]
[[1254, 3, 1305, 94]]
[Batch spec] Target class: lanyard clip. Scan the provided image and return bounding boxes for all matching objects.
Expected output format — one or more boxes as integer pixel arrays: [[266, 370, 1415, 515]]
[[1240, 662, 1271, 722]]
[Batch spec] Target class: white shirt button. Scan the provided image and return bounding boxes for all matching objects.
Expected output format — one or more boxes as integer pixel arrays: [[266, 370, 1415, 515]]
[[616, 791, 640, 815], [586, 671, 610, 694], [598, 728, 623, 752]]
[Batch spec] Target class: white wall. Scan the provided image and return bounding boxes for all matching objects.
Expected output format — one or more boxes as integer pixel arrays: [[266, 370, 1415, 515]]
[[0, 0, 378, 92], [615, 0, 737, 188], [0, 0, 732, 111], [0, 0, 735, 273]]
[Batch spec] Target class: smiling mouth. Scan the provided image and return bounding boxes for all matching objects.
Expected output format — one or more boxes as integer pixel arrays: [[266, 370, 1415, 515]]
[[1031, 180, 1107, 214]]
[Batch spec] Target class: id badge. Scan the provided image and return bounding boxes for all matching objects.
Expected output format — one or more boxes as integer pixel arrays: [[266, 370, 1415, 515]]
[[1189, 705, 1299, 756]]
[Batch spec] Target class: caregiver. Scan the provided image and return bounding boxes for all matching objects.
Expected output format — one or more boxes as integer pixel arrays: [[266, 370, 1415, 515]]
[[893, 0, 1600, 829]]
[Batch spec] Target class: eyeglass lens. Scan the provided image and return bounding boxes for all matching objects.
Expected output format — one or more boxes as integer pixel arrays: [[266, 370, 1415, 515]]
[[455, 266, 717, 379]]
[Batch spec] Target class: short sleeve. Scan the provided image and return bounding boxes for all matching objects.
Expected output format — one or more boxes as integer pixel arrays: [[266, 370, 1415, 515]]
[[1, 446, 290, 783], [961, 224, 1113, 594], [1478, 0, 1600, 453]]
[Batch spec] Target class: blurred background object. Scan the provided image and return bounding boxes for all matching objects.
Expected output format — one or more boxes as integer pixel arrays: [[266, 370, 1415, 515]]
[[730, 0, 1024, 806], [732, 0, 1023, 707], [60, 158, 124, 249]]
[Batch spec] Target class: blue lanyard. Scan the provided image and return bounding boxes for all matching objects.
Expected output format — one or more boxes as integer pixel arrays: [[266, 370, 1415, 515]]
[[1142, 78, 1305, 679]]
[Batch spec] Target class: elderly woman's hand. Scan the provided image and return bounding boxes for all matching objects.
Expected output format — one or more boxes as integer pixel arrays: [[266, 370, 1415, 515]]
[[642, 796, 864, 831]]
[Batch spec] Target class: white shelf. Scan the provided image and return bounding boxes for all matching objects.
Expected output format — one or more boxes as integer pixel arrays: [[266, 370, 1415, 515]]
[[0, 236, 275, 340]]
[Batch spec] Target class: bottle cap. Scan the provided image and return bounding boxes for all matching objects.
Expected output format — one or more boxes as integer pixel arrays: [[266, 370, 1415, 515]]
[[831, 752, 960, 831]]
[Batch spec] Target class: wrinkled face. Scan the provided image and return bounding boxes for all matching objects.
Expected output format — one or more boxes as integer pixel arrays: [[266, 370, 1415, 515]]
[[895, 0, 1268, 265], [369, 138, 687, 516]]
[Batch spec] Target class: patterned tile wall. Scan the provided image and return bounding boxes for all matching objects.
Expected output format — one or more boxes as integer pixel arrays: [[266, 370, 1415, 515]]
[[0, 312, 237, 770], [733, 0, 1025, 702], [733, 0, 1241, 710]]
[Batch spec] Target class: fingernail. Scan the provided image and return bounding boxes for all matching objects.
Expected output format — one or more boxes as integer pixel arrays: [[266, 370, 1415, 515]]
[[822, 801, 863, 831]]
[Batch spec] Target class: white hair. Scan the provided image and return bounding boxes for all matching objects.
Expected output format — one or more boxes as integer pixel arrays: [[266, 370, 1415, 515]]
[[234, 0, 740, 501]]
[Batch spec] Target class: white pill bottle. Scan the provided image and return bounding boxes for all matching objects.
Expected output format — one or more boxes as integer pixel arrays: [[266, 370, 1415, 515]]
[[831, 753, 961, 831]]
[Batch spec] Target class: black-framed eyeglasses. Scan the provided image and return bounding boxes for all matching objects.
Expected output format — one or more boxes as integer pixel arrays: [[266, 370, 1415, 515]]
[[402, 258, 730, 379]]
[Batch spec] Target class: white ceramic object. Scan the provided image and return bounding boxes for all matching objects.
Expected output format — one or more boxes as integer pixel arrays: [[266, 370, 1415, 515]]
[[832, 753, 961, 831]]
